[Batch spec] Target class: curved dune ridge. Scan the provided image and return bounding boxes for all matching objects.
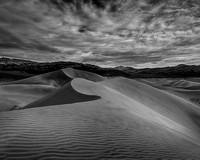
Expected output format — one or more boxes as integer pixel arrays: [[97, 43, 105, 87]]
[[24, 80, 101, 109], [99, 78, 200, 133], [141, 78, 200, 90], [169, 79, 200, 89], [140, 78, 200, 107], [62, 68, 106, 82], [0, 83, 57, 111], [0, 70, 72, 111], [1, 68, 200, 159], [0, 68, 102, 111], [3, 70, 72, 87]]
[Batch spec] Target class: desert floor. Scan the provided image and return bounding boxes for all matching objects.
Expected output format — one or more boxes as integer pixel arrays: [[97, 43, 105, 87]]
[[0, 68, 200, 159]]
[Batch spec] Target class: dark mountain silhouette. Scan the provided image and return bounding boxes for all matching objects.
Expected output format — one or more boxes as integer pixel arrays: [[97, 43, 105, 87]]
[[0, 57, 200, 83]]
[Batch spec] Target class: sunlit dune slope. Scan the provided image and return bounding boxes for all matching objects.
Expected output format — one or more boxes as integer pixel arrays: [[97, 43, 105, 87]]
[[25, 76, 200, 144], [1, 68, 200, 159], [62, 68, 106, 82], [139, 78, 200, 107], [1, 97, 200, 159], [99, 78, 200, 136], [167, 89, 200, 108]]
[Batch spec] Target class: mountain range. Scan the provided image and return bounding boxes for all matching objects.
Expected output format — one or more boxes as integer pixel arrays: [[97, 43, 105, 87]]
[[0, 58, 199, 82]]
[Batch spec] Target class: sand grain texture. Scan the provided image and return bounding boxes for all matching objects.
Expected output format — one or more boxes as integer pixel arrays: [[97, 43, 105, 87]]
[[0, 68, 200, 159]]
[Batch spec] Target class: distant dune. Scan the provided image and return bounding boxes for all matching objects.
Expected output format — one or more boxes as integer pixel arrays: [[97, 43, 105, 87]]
[[140, 78, 200, 107], [1, 68, 200, 159]]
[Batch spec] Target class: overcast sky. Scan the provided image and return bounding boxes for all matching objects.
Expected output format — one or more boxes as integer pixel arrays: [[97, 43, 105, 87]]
[[0, 0, 200, 68]]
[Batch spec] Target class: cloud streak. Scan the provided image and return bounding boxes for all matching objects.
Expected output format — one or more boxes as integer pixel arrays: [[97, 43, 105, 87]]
[[0, 0, 200, 68]]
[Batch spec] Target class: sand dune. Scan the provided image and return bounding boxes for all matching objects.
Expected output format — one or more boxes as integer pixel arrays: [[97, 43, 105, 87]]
[[170, 79, 200, 89], [1, 101, 200, 159], [0, 84, 57, 112], [62, 68, 106, 82], [0, 68, 102, 111], [24, 80, 101, 109], [4, 70, 72, 87], [159, 87, 200, 107], [0, 70, 71, 111], [100, 78, 200, 135], [140, 78, 200, 107], [140, 78, 200, 90], [1, 68, 200, 159]]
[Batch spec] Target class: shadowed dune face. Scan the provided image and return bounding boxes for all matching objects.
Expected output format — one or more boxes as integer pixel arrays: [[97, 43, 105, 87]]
[[24, 80, 101, 109], [0, 68, 105, 111], [1, 68, 200, 159], [0, 69, 73, 111], [0, 84, 57, 111]]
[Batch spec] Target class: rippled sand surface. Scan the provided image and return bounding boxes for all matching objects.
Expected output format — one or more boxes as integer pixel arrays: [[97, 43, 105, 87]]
[[1, 68, 200, 159]]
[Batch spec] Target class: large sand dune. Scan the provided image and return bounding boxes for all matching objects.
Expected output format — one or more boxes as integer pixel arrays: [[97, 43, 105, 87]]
[[62, 68, 106, 82], [4, 70, 72, 87], [0, 70, 72, 111], [1, 68, 200, 159], [24, 80, 101, 109], [140, 78, 200, 107]]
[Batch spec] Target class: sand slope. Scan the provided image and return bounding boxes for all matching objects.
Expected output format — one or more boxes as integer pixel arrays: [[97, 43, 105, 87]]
[[1, 68, 200, 159], [0, 84, 57, 111], [100, 78, 200, 136], [4, 70, 72, 87], [62, 68, 106, 82], [0, 68, 101, 111], [1, 102, 200, 159], [140, 78, 200, 107], [140, 78, 200, 90], [0, 70, 71, 111], [24, 80, 101, 109]]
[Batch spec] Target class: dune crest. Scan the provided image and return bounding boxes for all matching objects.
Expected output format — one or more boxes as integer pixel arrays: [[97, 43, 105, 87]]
[[0, 70, 73, 111], [62, 68, 106, 82], [0, 68, 105, 111], [1, 68, 200, 159], [72, 78, 200, 145], [24, 79, 101, 109], [100, 77, 200, 130], [3, 70, 72, 87]]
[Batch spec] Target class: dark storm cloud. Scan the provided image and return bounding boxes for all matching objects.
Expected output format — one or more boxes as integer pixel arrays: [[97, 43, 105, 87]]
[[0, 25, 59, 53], [172, 37, 200, 47], [0, 0, 59, 53], [0, 26, 24, 49], [81, 51, 163, 65], [0, 0, 200, 67]]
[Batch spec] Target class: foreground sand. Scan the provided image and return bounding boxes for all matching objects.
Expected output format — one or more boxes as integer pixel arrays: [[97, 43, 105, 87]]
[[0, 68, 200, 159]]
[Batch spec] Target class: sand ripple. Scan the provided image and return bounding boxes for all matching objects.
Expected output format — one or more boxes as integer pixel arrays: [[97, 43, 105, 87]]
[[1, 68, 200, 159], [1, 103, 200, 159]]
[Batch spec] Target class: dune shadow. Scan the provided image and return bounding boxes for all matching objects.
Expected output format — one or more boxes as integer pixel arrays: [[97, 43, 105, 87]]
[[24, 81, 101, 109]]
